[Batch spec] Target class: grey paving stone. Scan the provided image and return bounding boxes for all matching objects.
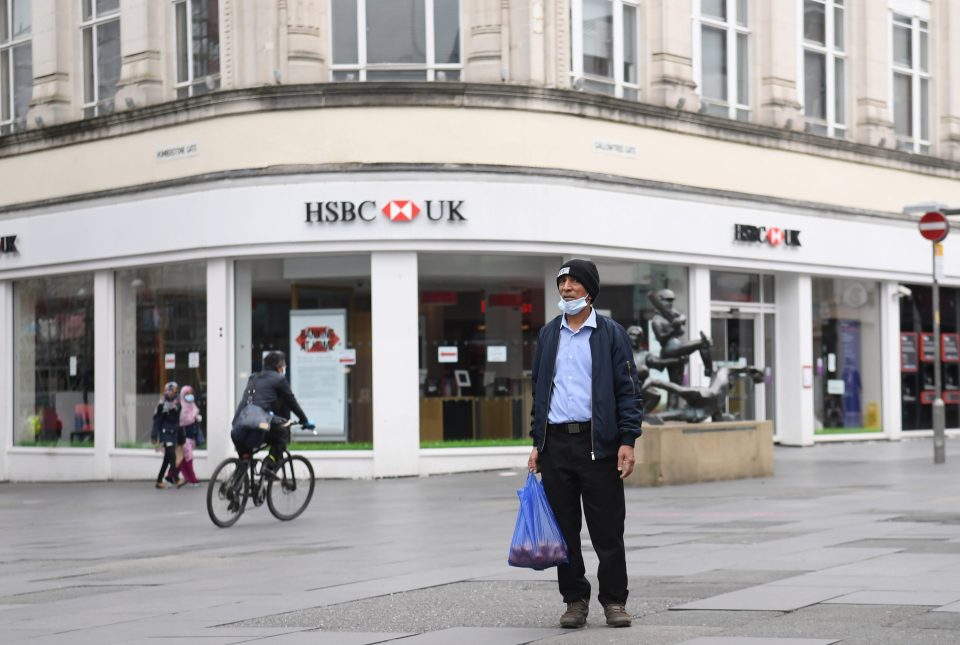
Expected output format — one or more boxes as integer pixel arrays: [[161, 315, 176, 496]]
[[673, 586, 857, 612], [824, 590, 960, 606], [371, 627, 568, 645], [677, 639, 839, 645], [835, 538, 960, 554]]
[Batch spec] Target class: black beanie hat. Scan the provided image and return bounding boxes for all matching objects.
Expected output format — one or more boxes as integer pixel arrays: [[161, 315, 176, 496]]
[[556, 259, 600, 302]]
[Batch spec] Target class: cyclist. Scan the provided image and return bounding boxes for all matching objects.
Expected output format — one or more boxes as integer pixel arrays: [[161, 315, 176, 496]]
[[231, 351, 314, 477]]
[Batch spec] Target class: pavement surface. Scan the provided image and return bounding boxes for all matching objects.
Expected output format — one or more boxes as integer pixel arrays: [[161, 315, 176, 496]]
[[5, 439, 960, 644]]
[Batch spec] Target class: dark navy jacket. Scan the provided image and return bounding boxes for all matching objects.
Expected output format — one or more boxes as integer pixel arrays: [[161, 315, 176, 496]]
[[529, 313, 643, 459]]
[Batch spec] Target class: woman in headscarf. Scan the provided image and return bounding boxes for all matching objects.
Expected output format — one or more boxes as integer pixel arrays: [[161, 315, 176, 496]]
[[151, 381, 185, 489], [176, 385, 203, 487]]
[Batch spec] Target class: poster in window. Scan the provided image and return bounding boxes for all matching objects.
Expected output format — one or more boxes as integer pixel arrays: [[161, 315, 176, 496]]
[[289, 308, 347, 441], [920, 333, 937, 362], [900, 332, 918, 372], [942, 334, 960, 363], [838, 320, 862, 428]]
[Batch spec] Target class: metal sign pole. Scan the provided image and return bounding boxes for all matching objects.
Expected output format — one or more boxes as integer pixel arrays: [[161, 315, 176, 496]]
[[933, 241, 946, 464]]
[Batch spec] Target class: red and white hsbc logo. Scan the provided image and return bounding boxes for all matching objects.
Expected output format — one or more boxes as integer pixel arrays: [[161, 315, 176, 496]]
[[305, 200, 466, 224], [734, 224, 801, 247]]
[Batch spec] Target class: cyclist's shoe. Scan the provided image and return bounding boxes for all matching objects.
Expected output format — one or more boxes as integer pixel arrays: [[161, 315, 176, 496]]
[[261, 457, 281, 481]]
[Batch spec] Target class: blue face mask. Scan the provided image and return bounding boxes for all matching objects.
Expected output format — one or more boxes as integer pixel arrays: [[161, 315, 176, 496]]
[[557, 296, 589, 315], [184, 394, 195, 403]]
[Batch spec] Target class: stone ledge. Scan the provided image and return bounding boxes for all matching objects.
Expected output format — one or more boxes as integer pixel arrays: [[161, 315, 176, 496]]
[[626, 420, 774, 487]]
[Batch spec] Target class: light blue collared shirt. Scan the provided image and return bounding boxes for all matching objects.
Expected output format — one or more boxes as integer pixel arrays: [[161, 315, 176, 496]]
[[547, 308, 596, 424]]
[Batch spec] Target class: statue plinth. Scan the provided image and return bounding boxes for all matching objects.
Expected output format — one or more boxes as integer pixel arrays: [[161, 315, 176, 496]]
[[625, 420, 774, 487]]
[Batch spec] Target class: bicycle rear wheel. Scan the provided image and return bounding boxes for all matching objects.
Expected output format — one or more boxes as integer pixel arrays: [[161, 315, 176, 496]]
[[267, 455, 315, 521], [207, 458, 250, 528]]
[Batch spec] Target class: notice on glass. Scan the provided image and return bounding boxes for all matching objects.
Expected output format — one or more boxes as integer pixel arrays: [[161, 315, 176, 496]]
[[69, 356, 77, 377], [802, 365, 813, 388], [438, 346, 459, 363], [290, 309, 347, 440], [165, 353, 176, 369], [188, 351, 200, 368], [487, 345, 507, 363], [827, 379, 845, 395]]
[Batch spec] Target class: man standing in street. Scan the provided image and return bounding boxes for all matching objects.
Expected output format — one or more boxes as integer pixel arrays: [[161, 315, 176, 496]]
[[528, 259, 643, 629]]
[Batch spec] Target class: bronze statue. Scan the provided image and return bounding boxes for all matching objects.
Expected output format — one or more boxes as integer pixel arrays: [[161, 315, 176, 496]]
[[647, 289, 713, 406], [644, 366, 764, 424]]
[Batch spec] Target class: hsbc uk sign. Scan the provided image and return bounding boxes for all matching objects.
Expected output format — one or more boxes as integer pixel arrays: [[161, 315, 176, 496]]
[[305, 200, 466, 224], [734, 223, 801, 247]]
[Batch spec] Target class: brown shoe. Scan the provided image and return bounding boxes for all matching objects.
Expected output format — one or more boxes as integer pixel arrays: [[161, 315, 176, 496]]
[[559, 598, 589, 628], [155, 481, 168, 489], [175, 478, 187, 489], [603, 603, 632, 627]]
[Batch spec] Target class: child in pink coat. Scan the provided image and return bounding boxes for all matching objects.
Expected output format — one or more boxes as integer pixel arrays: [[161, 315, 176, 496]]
[[177, 385, 203, 487]]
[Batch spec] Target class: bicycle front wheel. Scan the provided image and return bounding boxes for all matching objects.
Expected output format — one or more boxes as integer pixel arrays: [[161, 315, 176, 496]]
[[267, 455, 315, 521], [207, 458, 249, 528]]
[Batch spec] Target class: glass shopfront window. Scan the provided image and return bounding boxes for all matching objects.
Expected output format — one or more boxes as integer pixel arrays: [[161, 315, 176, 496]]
[[812, 278, 882, 435], [900, 283, 960, 431], [116, 263, 206, 448], [14, 274, 95, 447], [235, 256, 372, 447], [418, 254, 546, 445], [417, 255, 687, 445]]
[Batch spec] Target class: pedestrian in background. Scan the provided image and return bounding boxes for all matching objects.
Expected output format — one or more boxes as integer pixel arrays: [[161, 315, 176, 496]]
[[176, 385, 202, 487], [152, 381, 185, 489], [528, 259, 643, 629]]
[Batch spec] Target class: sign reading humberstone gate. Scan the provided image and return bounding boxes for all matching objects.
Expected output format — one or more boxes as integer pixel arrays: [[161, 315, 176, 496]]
[[305, 200, 466, 224]]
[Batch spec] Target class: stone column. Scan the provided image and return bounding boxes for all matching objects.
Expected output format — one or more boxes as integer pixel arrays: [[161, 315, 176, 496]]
[[880, 281, 903, 440], [464, 0, 506, 82], [938, 0, 960, 160], [686, 266, 712, 388], [114, 0, 165, 111], [646, 0, 699, 111], [754, 0, 803, 129], [508, 0, 546, 85], [285, 0, 326, 83], [226, 0, 280, 88], [26, 0, 74, 128], [371, 252, 420, 478], [93, 271, 116, 480], [205, 259, 234, 470], [776, 273, 815, 446], [850, 0, 895, 148], [0, 281, 12, 481]]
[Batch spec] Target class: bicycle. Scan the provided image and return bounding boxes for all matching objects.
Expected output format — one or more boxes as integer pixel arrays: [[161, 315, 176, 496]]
[[206, 420, 316, 528]]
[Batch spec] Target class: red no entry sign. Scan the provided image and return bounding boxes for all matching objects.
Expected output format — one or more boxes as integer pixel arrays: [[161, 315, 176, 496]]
[[919, 211, 950, 242]]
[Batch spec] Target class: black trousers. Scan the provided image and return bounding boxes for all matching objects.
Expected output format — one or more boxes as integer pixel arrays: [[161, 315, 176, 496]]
[[157, 444, 179, 483], [231, 424, 289, 462], [539, 428, 628, 606]]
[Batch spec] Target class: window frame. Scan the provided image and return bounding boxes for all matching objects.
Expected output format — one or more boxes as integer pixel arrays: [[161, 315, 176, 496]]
[[173, 0, 220, 99], [80, 0, 121, 118], [890, 9, 931, 154], [569, 0, 642, 101], [693, 0, 752, 121], [329, 0, 463, 82], [0, 0, 32, 134], [798, 0, 847, 138]]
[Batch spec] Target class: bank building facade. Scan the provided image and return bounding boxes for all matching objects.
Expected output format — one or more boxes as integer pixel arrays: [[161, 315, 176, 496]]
[[2, 0, 960, 481]]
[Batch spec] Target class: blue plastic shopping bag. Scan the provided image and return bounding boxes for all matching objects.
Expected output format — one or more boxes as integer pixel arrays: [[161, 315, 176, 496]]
[[508, 473, 569, 570]]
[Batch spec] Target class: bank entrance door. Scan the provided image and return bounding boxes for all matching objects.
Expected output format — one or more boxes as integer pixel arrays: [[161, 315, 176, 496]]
[[709, 310, 775, 423]]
